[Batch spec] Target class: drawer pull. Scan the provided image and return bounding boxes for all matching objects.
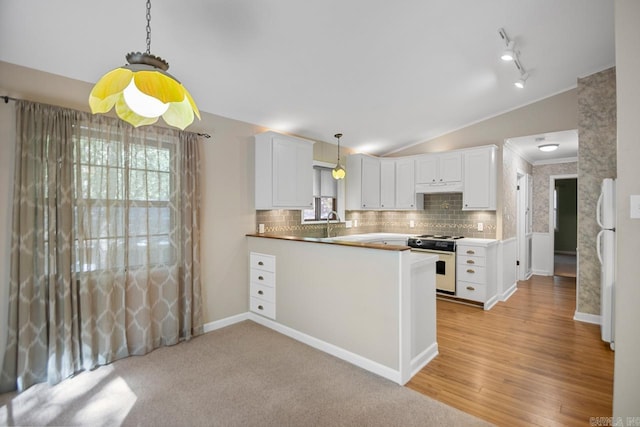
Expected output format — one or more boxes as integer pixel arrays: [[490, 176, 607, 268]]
[[258, 276, 264, 280], [466, 250, 475, 255], [466, 260, 475, 264], [466, 269, 475, 274], [466, 286, 476, 291], [258, 290, 264, 295], [258, 305, 264, 310], [258, 261, 264, 266]]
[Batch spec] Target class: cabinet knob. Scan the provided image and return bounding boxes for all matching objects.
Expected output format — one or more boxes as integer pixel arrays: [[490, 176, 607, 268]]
[[258, 261, 264, 266], [258, 290, 264, 295], [466, 286, 475, 291], [467, 260, 475, 264], [258, 305, 264, 310], [466, 250, 475, 255], [466, 269, 475, 274], [258, 276, 264, 280], [439, 178, 443, 182]]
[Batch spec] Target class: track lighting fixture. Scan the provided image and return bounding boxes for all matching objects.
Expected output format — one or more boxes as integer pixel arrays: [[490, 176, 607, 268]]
[[498, 28, 529, 89]]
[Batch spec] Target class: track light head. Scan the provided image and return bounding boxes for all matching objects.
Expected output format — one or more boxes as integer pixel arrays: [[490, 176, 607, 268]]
[[501, 41, 515, 61]]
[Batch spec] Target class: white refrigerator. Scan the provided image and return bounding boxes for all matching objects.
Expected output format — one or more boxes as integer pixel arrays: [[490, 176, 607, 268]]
[[596, 178, 616, 348]]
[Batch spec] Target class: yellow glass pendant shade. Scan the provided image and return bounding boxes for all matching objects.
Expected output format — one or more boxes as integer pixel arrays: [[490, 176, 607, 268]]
[[88, 0, 200, 131], [90, 56, 201, 130], [332, 165, 346, 180]]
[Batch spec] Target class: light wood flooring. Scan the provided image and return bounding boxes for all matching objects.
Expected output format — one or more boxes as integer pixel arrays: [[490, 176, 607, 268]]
[[407, 275, 614, 426]]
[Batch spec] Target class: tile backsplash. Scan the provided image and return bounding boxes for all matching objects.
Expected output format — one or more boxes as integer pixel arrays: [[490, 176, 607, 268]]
[[255, 193, 497, 239]]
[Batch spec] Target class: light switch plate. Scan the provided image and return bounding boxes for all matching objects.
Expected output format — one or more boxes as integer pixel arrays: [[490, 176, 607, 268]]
[[409, 220, 415, 228], [345, 220, 352, 228], [477, 222, 484, 231], [354, 219, 358, 227], [630, 195, 640, 219]]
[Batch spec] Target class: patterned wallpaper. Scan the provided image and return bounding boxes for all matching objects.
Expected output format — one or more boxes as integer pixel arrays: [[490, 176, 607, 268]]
[[577, 67, 617, 315], [502, 145, 533, 239], [532, 162, 578, 233], [256, 193, 497, 239]]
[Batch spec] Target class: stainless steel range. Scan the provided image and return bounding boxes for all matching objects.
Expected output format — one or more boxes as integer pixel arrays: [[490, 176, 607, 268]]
[[407, 235, 464, 295]]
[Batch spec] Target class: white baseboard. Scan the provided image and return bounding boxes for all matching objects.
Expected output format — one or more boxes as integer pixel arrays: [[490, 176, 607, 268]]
[[408, 342, 438, 381], [248, 312, 403, 385], [501, 282, 518, 301], [531, 269, 553, 276], [573, 311, 601, 325], [484, 295, 499, 311], [202, 312, 250, 333]]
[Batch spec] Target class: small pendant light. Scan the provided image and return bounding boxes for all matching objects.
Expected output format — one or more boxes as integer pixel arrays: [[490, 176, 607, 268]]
[[332, 133, 346, 180], [89, 0, 200, 130]]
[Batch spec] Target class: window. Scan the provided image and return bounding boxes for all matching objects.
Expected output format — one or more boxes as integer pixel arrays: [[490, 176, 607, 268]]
[[303, 165, 337, 222], [74, 127, 177, 271]]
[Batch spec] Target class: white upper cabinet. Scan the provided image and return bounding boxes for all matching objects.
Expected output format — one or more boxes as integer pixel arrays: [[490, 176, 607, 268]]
[[347, 155, 422, 210], [462, 146, 497, 210], [415, 152, 462, 192], [380, 159, 396, 209], [255, 131, 314, 210], [395, 158, 421, 209], [347, 154, 380, 209]]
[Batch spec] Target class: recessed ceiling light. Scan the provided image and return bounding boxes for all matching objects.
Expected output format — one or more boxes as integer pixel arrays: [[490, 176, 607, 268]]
[[538, 144, 559, 152]]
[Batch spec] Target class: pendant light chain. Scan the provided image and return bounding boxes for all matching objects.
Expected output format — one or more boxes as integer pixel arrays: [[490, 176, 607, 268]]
[[145, 0, 152, 54]]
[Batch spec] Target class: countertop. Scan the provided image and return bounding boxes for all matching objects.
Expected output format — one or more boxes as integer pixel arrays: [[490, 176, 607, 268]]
[[246, 233, 412, 251], [247, 232, 499, 250]]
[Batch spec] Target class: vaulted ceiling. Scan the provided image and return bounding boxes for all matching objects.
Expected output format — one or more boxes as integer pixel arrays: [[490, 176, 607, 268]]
[[0, 0, 614, 155]]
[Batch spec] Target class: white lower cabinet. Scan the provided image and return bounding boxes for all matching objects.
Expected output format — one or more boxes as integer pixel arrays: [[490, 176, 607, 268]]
[[456, 242, 497, 309], [250, 252, 276, 319]]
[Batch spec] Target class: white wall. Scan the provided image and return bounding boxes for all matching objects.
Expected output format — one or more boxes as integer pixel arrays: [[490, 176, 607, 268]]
[[613, 0, 640, 416], [500, 238, 517, 299], [531, 233, 553, 276]]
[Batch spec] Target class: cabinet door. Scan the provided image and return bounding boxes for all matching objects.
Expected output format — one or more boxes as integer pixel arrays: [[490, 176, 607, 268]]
[[439, 152, 462, 183], [361, 156, 381, 209], [380, 160, 396, 209], [395, 158, 416, 208], [415, 155, 437, 184], [463, 148, 496, 210], [272, 136, 313, 208]]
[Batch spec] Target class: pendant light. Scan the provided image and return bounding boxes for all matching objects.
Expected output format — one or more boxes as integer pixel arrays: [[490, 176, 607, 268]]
[[332, 133, 346, 180], [89, 0, 200, 130]]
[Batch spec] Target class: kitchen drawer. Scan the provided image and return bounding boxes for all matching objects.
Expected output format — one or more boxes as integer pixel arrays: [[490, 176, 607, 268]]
[[250, 269, 275, 287], [457, 281, 487, 302], [458, 255, 486, 267], [250, 252, 276, 272], [250, 297, 275, 319], [250, 282, 275, 303], [457, 264, 486, 284], [457, 245, 486, 258]]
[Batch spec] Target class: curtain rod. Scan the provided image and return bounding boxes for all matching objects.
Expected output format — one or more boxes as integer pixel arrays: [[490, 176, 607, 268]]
[[2, 95, 211, 139]]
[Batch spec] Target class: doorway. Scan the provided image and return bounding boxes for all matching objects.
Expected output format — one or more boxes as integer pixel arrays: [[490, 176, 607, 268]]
[[551, 177, 577, 277]]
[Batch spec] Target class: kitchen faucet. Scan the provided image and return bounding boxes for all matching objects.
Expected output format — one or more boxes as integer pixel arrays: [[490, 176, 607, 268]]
[[326, 210, 341, 238]]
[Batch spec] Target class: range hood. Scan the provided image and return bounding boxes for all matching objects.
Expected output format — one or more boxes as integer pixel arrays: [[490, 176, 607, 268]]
[[415, 182, 463, 194]]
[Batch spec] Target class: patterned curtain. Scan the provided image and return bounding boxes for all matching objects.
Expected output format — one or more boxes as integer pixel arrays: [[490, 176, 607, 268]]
[[0, 101, 202, 393]]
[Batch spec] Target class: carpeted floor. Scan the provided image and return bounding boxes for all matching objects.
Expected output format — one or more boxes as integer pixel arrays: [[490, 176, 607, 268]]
[[0, 320, 491, 427]]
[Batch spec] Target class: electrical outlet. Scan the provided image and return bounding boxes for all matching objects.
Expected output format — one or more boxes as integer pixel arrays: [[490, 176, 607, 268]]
[[354, 219, 358, 227], [477, 222, 484, 231], [258, 223, 265, 233], [409, 220, 415, 228], [345, 220, 352, 228]]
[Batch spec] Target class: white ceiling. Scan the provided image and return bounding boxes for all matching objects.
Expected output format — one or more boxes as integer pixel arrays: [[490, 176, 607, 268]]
[[0, 1, 614, 156], [505, 129, 578, 165]]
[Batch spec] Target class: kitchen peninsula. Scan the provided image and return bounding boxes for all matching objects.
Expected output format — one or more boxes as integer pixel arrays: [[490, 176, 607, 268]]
[[246, 234, 438, 385]]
